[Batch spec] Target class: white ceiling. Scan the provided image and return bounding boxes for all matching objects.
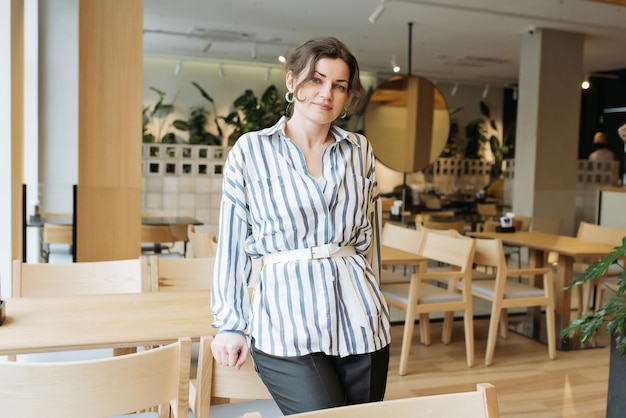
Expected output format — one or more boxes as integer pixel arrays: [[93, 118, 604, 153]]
[[143, 0, 626, 87]]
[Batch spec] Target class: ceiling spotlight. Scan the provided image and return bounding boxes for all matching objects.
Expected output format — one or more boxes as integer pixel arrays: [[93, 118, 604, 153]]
[[391, 55, 400, 73], [218, 64, 224, 78], [201, 40, 212, 53], [582, 76, 590, 90], [369, 0, 387, 24], [251, 43, 257, 60], [174, 60, 183, 75], [482, 84, 489, 99], [264, 67, 271, 82], [451, 82, 459, 97], [278, 47, 288, 63]]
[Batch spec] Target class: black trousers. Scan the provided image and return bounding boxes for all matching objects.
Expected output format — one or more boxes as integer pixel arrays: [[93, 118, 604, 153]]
[[250, 340, 390, 416]]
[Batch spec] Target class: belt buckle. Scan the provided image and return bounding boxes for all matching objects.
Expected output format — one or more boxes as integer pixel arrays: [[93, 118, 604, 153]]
[[310, 244, 331, 259]]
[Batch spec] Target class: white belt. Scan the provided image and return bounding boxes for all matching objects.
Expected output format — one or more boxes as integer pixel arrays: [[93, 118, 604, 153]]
[[263, 244, 356, 265]]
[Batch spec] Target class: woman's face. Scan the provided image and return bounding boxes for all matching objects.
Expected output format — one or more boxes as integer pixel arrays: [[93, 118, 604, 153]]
[[287, 57, 351, 125]]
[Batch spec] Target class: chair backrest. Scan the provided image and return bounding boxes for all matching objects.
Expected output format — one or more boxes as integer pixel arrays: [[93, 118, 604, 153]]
[[284, 383, 499, 418], [576, 221, 626, 245], [150, 256, 214, 292], [0, 337, 191, 418], [421, 231, 475, 270], [473, 237, 507, 270], [415, 210, 455, 225], [141, 224, 189, 244], [423, 196, 442, 210], [194, 335, 274, 418], [423, 219, 466, 235], [515, 215, 532, 232], [42, 224, 73, 245], [381, 223, 425, 254], [476, 203, 498, 216], [187, 224, 218, 258], [12, 257, 148, 297]]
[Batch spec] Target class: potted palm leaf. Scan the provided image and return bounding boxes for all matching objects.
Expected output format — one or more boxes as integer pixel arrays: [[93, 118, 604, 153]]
[[562, 236, 626, 417]]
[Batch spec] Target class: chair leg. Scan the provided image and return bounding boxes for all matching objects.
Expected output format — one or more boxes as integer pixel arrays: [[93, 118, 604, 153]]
[[545, 303, 557, 360], [419, 314, 431, 346], [463, 308, 475, 368], [498, 308, 509, 339], [399, 307, 418, 376], [441, 311, 455, 344], [485, 307, 502, 366]]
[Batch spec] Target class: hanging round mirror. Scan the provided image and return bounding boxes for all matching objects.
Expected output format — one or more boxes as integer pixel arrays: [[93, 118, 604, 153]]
[[364, 74, 450, 173]]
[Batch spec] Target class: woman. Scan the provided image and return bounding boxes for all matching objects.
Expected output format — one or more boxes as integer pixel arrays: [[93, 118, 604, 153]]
[[210, 37, 391, 415]]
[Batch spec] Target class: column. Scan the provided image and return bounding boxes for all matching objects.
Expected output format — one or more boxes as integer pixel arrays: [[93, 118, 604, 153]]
[[76, 0, 143, 261], [514, 28, 584, 235]]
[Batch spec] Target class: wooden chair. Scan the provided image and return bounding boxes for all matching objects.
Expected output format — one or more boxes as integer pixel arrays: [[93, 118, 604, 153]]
[[12, 257, 148, 297], [150, 256, 215, 381], [284, 383, 499, 418], [193, 335, 281, 418], [380, 223, 425, 284], [573, 222, 626, 313], [11, 257, 149, 360], [0, 337, 191, 418], [476, 203, 498, 217], [150, 255, 214, 292], [469, 238, 556, 365], [41, 212, 73, 262], [381, 231, 476, 375], [187, 224, 218, 258], [141, 224, 190, 255], [423, 219, 466, 235], [414, 210, 455, 225]]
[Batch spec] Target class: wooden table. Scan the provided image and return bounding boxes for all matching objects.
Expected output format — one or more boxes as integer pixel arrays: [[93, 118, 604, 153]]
[[470, 230, 614, 350], [0, 291, 214, 356], [381, 245, 425, 268]]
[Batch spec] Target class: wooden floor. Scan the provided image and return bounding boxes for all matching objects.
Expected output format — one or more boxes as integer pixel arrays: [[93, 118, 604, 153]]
[[384, 317, 610, 418]]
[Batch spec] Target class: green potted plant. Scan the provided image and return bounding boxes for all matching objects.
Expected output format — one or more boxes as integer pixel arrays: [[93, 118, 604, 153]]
[[562, 237, 626, 417], [172, 82, 223, 146], [142, 87, 177, 144], [463, 101, 513, 178], [220, 84, 286, 145]]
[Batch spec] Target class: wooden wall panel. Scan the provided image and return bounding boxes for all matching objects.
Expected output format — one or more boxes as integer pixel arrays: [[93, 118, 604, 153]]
[[77, 0, 143, 261]]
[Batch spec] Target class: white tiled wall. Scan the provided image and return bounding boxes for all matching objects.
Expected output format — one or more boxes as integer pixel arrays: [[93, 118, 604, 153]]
[[142, 144, 230, 228]]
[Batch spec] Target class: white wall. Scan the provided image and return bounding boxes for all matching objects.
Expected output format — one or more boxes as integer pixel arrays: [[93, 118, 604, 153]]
[[39, 0, 78, 214]]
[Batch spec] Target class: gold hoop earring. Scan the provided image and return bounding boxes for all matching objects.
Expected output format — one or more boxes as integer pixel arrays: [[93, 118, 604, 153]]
[[340, 108, 348, 119], [285, 91, 294, 103]]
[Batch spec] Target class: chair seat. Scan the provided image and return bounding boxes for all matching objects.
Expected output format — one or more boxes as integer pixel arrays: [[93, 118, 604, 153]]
[[198, 399, 283, 418], [470, 278, 545, 299], [382, 282, 464, 305], [380, 269, 410, 284]]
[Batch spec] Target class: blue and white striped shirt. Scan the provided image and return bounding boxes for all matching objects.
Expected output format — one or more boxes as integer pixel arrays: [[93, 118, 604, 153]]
[[211, 116, 391, 357]]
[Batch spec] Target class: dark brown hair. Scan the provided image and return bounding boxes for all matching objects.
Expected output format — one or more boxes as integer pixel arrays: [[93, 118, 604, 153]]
[[286, 37, 367, 116]]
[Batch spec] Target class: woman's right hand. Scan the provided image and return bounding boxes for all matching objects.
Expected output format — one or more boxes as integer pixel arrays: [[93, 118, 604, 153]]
[[211, 332, 249, 370]]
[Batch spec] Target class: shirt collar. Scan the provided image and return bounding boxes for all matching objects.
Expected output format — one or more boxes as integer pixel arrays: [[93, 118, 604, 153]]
[[264, 116, 360, 147]]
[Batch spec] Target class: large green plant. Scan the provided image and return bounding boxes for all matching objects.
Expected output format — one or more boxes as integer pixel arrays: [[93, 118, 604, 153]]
[[220, 85, 286, 145], [439, 107, 463, 158], [562, 237, 626, 355], [172, 82, 222, 145], [142, 87, 176, 143], [464, 101, 514, 178]]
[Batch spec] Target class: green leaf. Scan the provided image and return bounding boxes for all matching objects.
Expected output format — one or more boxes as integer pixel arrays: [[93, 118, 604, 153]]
[[480, 101, 490, 118]]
